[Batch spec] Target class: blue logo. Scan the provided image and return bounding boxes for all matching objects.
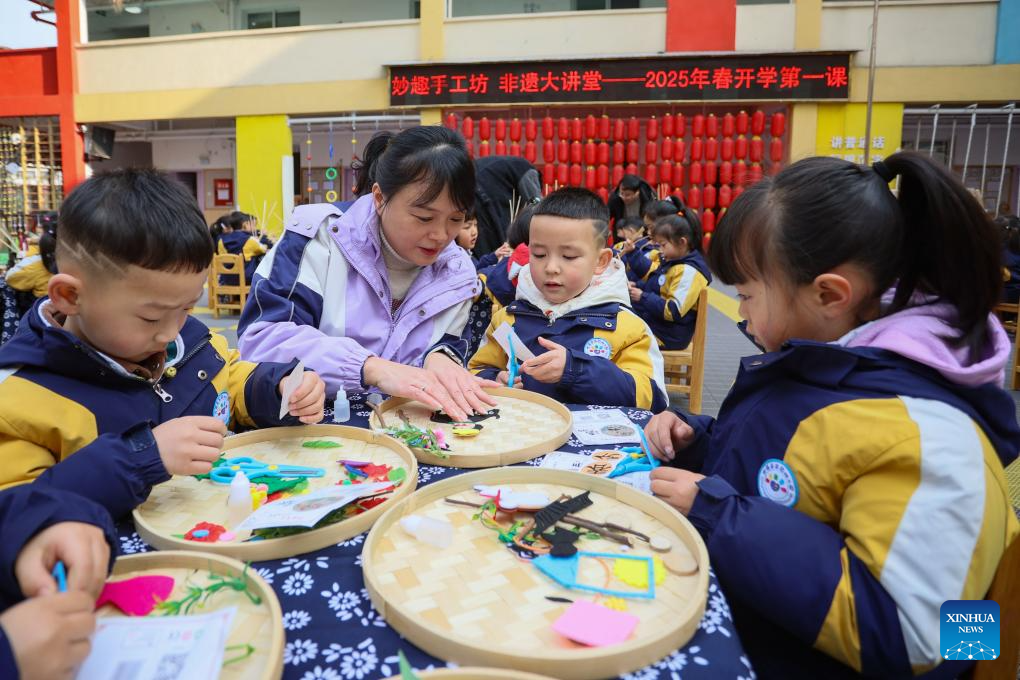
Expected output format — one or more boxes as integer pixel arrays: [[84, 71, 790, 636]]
[[583, 337, 612, 359], [940, 600, 999, 661], [212, 390, 231, 426], [756, 458, 799, 507]]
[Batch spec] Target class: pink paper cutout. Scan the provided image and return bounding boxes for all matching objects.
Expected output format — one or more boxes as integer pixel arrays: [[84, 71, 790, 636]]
[[552, 599, 639, 647], [95, 575, 175, 616]]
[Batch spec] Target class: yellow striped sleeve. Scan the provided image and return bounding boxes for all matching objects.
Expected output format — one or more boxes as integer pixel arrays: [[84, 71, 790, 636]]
[[596, 309, 666, 410], [243, 237, 268, 261], [662, 264, 708, 321], [208, 332, 259, 429], [468, 307, 513, 375]]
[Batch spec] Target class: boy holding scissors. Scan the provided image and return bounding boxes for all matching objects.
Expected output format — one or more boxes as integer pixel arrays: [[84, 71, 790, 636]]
[[0, 169, 326, 519]]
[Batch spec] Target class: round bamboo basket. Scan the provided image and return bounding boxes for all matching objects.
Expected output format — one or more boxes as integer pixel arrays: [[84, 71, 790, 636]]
[[363, 468, 709, 680], [100, 551, 284, 680], [368, 387, 572, 467], [134, 425, 417, 560], [384, 669, 556, 679]]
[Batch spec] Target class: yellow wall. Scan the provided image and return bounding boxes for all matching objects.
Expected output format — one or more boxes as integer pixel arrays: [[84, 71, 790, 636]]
[[236, 115, 292, 237], [815, 103, 904, 162]]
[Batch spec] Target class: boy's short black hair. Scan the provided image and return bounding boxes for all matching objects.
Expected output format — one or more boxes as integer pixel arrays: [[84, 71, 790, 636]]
[[532, 188, 610, 246], [616, 216, 644, 234], [57, 168, 214, 275]]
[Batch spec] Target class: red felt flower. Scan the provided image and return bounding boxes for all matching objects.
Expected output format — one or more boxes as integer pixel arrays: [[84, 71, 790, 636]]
[[184, 522, 226, 542]]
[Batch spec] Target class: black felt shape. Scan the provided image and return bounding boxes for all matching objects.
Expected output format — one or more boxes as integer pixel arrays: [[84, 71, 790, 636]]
[[550, 542, 578, 558], [545, 595, 574, 603], [543, 528, 580, 545], [431, 409, 501, 424], [533, 491, 593, 535]]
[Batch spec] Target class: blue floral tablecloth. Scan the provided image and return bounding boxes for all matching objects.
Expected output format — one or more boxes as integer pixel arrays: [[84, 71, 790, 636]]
[[116, 395, 755, 680]]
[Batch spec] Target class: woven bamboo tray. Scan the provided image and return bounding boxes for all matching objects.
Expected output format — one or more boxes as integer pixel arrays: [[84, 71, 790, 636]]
[[99, 551, 284, 680], [384, 669, 556, 679], [134, 425, 417, 561], [363, 468, 709, 680], [368, 387, 572, 467]]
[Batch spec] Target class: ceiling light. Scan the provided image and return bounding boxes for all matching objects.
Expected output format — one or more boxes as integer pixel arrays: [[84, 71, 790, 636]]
[[124, 5, 143, 14]]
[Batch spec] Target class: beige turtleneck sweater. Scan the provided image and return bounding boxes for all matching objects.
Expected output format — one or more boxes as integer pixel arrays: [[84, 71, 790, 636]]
[[379, 225, 423, 313]]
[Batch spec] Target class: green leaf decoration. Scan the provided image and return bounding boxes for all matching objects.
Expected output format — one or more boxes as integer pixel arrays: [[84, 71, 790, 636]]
[[301, 440, 343, 449], [398, 651, 421, 680]]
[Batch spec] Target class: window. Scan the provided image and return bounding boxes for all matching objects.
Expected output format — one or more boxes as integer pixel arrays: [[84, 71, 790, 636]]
[[245, 10, 300, 30]]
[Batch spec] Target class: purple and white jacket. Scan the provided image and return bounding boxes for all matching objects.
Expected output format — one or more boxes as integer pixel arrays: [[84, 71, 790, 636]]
[[237, 196, 481, 393]]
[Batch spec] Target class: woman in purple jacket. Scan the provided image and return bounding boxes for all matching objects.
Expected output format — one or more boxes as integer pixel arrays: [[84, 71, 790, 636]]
[[237, 126, 496, 421]]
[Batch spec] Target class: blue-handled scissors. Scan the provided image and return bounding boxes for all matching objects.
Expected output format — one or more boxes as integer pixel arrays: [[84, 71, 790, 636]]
[[209, 456, 326, 485], [507, 340, 519, 388]]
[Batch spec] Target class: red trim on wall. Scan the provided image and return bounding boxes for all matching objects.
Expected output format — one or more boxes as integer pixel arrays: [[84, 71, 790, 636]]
[[0, 48, 58, 97], [666, 0, 736, 52], [54, 0, 84, 191]]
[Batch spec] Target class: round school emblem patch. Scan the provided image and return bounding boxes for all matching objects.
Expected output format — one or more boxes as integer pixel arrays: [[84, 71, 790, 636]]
[[757, 458, 799, 507], [583, 337, 612, 359], [212, 390, 231, 426], [657, 274, 666, 287]]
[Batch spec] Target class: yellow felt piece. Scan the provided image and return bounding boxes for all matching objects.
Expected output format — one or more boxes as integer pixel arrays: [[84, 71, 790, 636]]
[[613, 556, 666, 589]]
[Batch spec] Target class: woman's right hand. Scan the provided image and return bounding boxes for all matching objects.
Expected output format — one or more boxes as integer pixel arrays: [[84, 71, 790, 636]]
[[645, 411, 696, 462], [363, 356, 474, 422]]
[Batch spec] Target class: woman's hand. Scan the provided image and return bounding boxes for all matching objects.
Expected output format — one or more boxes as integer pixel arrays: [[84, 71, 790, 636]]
[[424, 352, 498, 417], [644, 411, 696, 462], [363, 355, 496, 423]]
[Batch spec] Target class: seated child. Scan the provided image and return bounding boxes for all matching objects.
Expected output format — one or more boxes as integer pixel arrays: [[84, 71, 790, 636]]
[[456, 213, 504, 270], [626, 199, 682, 283], [644, 153, 1019, 679], [478, 204, 534, 308], [613, 216, 655, 282], [1, 484, 115, 679], [218, 211, 268, 283], [0, 169, 326, 519], [629, 211, 711, 350], [997, 214, 1020, 303], [470, 188, 668, 412], [5, 214, 58, 300]]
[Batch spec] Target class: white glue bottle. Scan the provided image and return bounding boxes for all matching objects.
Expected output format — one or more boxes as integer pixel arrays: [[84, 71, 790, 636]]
[[226, 469, 252, 533], [333, 388, 351, 423], [399, 515, 453, 549]]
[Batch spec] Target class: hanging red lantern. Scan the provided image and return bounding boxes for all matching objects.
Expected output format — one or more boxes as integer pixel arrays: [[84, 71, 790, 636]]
[[597, 142, 610, 165], [692, 114, 705, 137], [750, 137, 764, 163], [751, 110, 765, 136], [598, 115, 610, 139], [736, 110, 749, 135], [525, 118, 537, 141], [524, 141, 536, 163], [675, 114, 686, 138], [625, 163, 638, 176], [719, 161, 733, 185], [465, 140, 474, 157], [510, 118, 522, 142], [749, 162, 764, 184], [628, 117, 640, 141], [691, 138, 703, 161], [705, 137, 718, 161], [584, 114, 597, 140], [596, 164, 609, 188], [557, 163, 569, 187], [496, 139, 507, 155], [647, 116, 659, 141], [661, 137, 674, 161], [702, 233, 712, 251], [771, 111, 786, 138], [612, 164, 624, 187], [735, 136, 748, 160], [721, 137, 734, 162], [571, 118, 583, 142], [734, 160, 747, 185], [688, 186, 701, 209], [644, 163, 657, 186], [626, 140, 639, 164], [479, 140, 491, 157], [509, 142, 521, 157], [613, 141, 626, 164], [495, 118, 506, 141], [645, 140, 657, 164], [584, 141, 597, 166], [672, 188, 685, 204], [770, 137, 784, 163], [543, 139, 555, 163], [585, 166, 597, 191], [722, 113, 735, 138], [462, 115, 474, 140], [445, 112, 457, 130], [706, 114, 718, 138], [542, 117, 554, 140], [703, 184, 716, 210], [570, 163, 583, 186], [597, 187, 609, 203], [690, 161, 703, 185], [542, 163, 554, 185], [702, 208, 715, 234], [613, 118, 625, 141], [733, 185, 744, 201], [662, 113, 675, 138], [558, 140, 569, 163], [672, 164, 684, 188], [479, 116, 491, 140], [570, 141, 583, 164], [558, 117, 570, 139], [705, 160, 717, 185], [719, 184, 732, 208], [659, 160, 673, 185], [675, 138, 686, 162]]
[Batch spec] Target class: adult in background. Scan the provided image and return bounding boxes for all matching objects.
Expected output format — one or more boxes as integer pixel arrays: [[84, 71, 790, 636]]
[[473, 156, 542, 257]]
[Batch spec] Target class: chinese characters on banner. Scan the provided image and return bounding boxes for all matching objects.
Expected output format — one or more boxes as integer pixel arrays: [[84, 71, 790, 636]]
[[815, 103, 905, 165], [389, 53, 851, 106]]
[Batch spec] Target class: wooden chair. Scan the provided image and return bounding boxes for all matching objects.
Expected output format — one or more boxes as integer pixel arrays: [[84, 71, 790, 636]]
[[659, 288, 709, 414], [1010, 322, 1020, 391], [208, 253, 249, 318], [994, 302, 1017, 335]]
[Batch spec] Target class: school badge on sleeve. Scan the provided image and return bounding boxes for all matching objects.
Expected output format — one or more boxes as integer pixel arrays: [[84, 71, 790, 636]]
[[583, 337, 612, 359], [212, 390, 231, 425], [757, 458, 798, 507], [657, 274, 666, 287]]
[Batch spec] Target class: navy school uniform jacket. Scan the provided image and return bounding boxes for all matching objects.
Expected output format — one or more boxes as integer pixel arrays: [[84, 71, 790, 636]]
[[1002, 247, 1020, 303], [0, 484, 117, 677], [620, 236, 661, 283], [633, 250, 712, 350], [477, 258, 516, 308], [218, 230, 267, 282], [469, 259, 668, 412], [472, 251, 499, 271], [0, 300, 302, 519], [671, 339, 1020, 679]]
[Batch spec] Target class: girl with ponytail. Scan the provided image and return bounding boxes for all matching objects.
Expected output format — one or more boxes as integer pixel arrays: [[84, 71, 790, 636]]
[[643, 152, 1019, 679]]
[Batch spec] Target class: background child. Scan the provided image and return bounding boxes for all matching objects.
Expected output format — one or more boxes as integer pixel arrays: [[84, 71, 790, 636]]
[[997, 214, 1020, 303], [456, 213, 508, 270], [0, 484, 116, 679], [629, 210, 711, 350], [478, 204, 534, 308], [0, 169, 325, 520], [218, 211, 267, 283], [470, 188, 667, 411], [643, 153, 1019, 679]]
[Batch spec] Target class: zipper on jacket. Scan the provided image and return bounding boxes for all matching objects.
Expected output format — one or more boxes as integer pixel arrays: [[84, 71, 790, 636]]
[[149, 334, 213, 404]]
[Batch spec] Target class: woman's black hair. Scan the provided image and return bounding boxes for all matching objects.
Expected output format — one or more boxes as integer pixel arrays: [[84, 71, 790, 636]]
[[710, 152, 1001, 355], [996, 214, 1020, 254], [643, 199, 682, 221], [506, 204, 536, 249], [651, 208, 703, 254], [616, 216, 645, 235], [619, 174, 642, 192], [355, 126, 475, 213], [351, 132, 393, 197]]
